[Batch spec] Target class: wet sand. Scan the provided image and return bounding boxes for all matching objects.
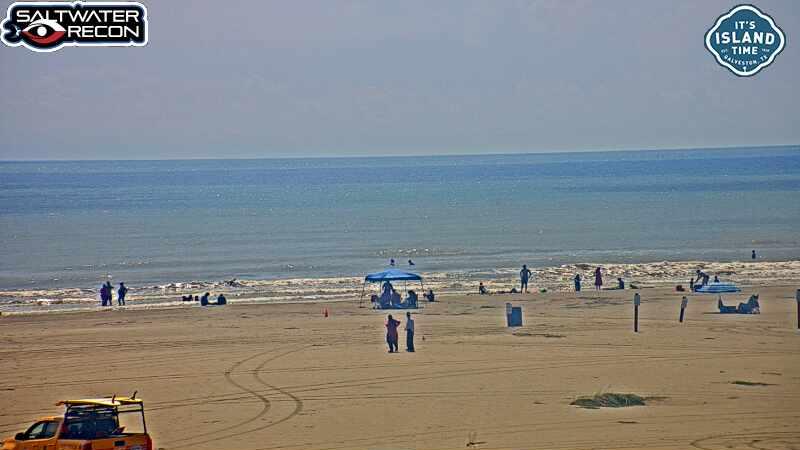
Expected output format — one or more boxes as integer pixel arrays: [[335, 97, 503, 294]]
[[1, 283, 799, 449]]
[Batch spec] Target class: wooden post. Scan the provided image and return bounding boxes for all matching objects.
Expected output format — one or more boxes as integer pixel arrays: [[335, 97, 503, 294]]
[[796, 289, 800, 330], [633, 293, 640, 332], [679, 296, 688, 323]]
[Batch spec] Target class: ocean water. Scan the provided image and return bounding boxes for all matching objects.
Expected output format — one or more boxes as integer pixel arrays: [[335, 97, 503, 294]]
[[1, 147, 799, 302]]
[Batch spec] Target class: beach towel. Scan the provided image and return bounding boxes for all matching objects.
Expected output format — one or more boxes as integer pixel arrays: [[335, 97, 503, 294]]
[[695, 282, 740, 293]]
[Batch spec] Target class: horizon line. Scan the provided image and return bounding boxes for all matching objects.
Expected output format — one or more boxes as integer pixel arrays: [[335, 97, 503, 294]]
[[0, 143, 797, 163]]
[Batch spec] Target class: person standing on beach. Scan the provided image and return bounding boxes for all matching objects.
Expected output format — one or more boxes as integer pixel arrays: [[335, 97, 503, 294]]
[[594, 267, 603, 290], [752, 250, 757, 260], [386, 314, 401, 353], [519, 265, 533, 293], [117, 282, 128, 306], [405, 311, 415, 352], [100, 283, 109, 306], [105, 281, 114, 305]]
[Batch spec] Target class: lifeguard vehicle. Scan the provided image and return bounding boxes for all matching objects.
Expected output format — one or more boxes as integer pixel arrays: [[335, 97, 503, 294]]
[[2, 396, 152, 450]]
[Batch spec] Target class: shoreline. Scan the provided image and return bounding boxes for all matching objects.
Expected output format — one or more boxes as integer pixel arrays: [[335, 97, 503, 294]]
[[2, 259, 798, 316]]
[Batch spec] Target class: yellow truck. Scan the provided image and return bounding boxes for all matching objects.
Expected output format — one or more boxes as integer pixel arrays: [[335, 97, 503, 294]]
[[2, 397, 153, 450]]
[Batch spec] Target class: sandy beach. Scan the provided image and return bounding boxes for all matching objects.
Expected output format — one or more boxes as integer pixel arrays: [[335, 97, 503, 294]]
[[1, 281, 798, 449]]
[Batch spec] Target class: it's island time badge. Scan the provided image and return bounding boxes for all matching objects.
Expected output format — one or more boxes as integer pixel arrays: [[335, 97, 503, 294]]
[[705, 4, 785, 76]]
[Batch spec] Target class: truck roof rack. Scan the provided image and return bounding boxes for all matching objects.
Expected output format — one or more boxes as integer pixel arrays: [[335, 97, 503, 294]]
[[56, 397, 143, 407]]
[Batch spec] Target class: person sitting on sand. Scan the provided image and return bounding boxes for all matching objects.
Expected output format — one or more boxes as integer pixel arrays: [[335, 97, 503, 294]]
[[479, 282, 488, 295], [423, 289, 435, 302], [405, 290, 418, 308], [385, 314, 401, 353], [408, 259, 415, 266], [200, 292, 210, 306], [216, 293, 227, 305], [391, 289, 402, 307], [714, 275, 720, 283]]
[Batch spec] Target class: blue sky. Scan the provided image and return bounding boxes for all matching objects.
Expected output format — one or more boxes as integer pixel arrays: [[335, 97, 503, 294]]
[[0, 0, 797, 159]]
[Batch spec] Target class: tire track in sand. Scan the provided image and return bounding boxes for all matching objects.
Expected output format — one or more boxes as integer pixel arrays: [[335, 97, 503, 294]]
[[166, 345, 309, 449]]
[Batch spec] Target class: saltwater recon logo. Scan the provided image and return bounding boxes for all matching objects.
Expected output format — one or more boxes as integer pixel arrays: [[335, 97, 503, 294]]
[[1, 1, 147, 52], [705, 5, 785, 77]]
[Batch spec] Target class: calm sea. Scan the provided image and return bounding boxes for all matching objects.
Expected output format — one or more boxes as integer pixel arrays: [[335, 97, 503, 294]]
[[1, 147, 799, 291]]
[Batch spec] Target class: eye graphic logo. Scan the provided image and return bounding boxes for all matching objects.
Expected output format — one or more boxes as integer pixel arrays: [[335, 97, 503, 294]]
[[21, 19, 65, 45], [1, 1, 148, 52], [705, 4, 785, 77]]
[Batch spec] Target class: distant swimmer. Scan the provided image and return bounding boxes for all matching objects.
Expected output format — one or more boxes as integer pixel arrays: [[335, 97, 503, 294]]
[[519, 265, 533, 293]]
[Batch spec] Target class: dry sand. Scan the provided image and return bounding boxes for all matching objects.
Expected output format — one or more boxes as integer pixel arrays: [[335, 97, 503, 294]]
[[1, 284, 799, 449]]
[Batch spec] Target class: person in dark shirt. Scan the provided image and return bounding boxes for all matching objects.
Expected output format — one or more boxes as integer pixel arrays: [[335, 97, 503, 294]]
[[117, 282, 128, 306], [385, 314, 401, 353]]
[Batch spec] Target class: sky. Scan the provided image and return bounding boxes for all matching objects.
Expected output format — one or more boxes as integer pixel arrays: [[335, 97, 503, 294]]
[[0, 0, 798, 160]]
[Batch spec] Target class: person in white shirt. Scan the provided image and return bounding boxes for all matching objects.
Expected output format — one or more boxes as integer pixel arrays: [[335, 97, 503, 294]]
[[405, 311, 415, 352]]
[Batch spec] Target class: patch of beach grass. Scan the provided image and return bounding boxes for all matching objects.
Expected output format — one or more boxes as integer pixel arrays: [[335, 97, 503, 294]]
[[731, 380, 773, 386], [570, 392, 647, 409]]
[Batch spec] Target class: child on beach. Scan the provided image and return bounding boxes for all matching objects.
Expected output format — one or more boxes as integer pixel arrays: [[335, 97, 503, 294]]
[[386, 314, 401, 353]]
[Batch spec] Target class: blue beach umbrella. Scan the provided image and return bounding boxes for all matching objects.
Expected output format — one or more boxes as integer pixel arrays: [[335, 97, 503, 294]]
[[359, 269, 424, 308]]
